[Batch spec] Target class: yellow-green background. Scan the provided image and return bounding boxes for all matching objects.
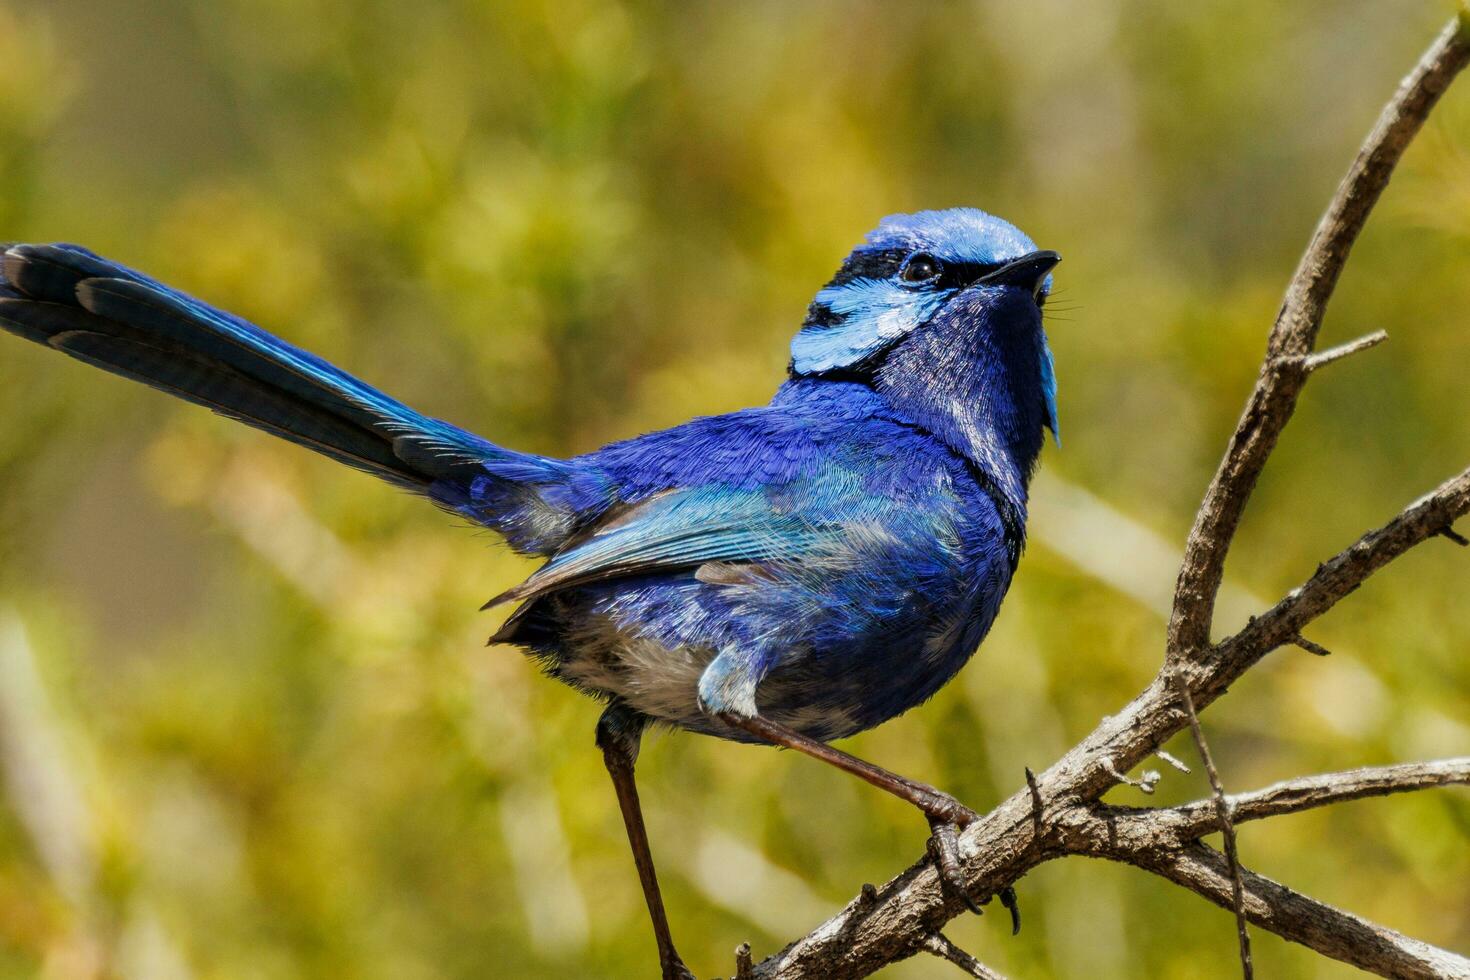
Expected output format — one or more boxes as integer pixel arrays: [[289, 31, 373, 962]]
[[0, 2, 1466, 977]]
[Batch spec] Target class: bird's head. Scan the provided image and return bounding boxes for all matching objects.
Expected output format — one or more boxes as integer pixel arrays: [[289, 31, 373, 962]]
[[793, 211, 1058, 440], [791, 208, 1060, 452]]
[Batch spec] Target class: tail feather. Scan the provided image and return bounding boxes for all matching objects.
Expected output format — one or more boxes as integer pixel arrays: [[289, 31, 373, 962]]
[[0, 243, 612, 553]]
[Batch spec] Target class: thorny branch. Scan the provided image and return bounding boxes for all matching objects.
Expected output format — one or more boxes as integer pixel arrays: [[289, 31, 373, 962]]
[[748, 14, 1470, 980]]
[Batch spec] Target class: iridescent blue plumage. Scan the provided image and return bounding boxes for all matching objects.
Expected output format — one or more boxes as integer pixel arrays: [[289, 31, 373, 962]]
[[0, 208, 1061, 976]]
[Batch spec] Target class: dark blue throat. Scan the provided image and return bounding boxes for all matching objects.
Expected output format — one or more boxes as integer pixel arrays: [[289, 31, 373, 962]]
[[787, 286, 1048, 552]]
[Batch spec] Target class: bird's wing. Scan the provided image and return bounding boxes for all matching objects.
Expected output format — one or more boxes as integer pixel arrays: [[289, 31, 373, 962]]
[[484, 479, 852, 610]]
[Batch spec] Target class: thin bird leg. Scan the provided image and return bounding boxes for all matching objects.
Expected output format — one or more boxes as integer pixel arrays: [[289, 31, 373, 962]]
[[717, 712, 989, 915], [596, 705, 694, 980], [720, 712, 976, 822]]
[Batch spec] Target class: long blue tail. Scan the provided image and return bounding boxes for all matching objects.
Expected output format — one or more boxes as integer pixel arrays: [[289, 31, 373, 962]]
[[0, 243, 610, 553]]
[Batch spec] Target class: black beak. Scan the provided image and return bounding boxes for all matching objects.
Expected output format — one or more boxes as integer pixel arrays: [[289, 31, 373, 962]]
[[978, 249, 1061, 295]]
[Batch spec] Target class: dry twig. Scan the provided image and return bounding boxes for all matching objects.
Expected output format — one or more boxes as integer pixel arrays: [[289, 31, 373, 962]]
[[1174, 673, 1252, 979], [919, 933, 1008, 980], [1108, 757, 1470, 841]]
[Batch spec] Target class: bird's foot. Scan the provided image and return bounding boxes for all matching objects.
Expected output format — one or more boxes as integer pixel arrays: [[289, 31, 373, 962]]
[[925, 817, 1022, 933], [918, 788, 977, 829], [925, 802, 985, 916]]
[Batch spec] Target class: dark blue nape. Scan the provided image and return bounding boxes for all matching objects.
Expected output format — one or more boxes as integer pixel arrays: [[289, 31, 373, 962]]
[[0, 207, 1061, 976]]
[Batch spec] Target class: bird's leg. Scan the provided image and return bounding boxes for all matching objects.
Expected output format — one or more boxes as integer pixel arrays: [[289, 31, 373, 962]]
[[596, 704, 695, 980], [716, 711, 987, 915], [716, 712, 976, 826]]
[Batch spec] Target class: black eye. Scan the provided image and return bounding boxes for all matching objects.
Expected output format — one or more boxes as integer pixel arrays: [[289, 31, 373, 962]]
[[900, 253, 942, 283]]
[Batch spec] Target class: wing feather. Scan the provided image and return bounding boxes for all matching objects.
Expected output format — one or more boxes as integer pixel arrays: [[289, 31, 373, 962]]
[[485, 485, 832, 609]]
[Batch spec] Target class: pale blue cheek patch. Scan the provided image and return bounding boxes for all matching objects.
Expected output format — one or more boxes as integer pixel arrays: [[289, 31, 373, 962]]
[[791, 279, 950, 374]]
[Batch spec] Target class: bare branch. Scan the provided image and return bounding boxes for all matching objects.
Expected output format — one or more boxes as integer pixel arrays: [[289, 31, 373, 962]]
[[919, 933, 1008, 980], [1214, 466, 1470, 673], [1174, 671, 1253, 979], [1126, 843, 1470, 980], [1302, 329, 1388, 372], [1156, 750, 1192, 774], [1167, 16, 1470, 660], [1129, 758, 1470, 841]]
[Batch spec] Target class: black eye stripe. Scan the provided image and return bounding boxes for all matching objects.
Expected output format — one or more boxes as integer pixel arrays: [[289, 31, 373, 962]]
[[826, 248, 1013, 292], [802, 254, 1026, 332], [825, 248, 908, 287]]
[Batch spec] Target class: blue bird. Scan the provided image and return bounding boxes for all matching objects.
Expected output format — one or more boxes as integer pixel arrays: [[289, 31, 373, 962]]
[[0, 208, 1059, 978]]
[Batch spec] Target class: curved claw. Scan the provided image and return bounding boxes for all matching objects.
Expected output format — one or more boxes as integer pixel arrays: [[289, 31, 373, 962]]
[[999, 885, 1021, 936], [927, 818, 985, 916]]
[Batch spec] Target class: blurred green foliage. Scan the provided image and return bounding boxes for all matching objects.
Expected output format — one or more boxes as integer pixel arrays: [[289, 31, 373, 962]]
[[0, 1, 1467, 977]]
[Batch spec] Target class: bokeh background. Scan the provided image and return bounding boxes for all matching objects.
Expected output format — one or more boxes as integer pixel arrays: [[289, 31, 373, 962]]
[[0, 1, 1467, 977]]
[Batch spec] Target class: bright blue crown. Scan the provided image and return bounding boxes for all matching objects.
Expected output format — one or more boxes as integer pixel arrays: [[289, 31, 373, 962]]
[[863, 208, 1040, 263]]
